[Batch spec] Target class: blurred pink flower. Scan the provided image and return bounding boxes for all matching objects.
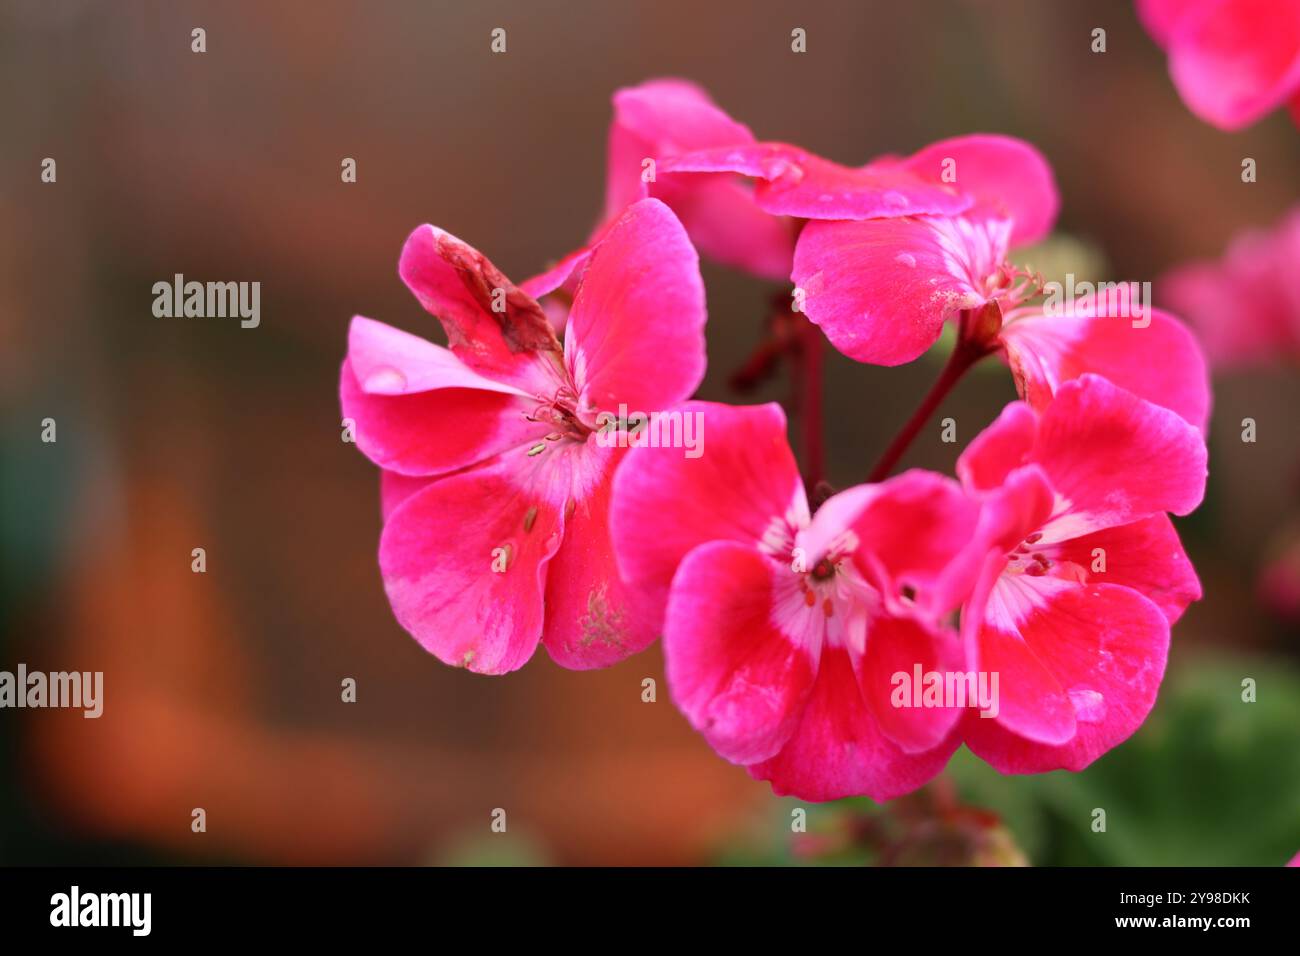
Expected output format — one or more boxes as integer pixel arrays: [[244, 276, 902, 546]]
[[1137, 0, 1300, 130], [610, 401, 981, 801], [1159, 204, 1300, 367], [953, 375, 1206, 773], [340, 199, 706, 673], [1259, 525, 1300, 621]]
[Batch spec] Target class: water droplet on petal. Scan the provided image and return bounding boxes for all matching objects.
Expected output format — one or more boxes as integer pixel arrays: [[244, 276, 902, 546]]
[[894, 252, 917, 268], [765, 159, 803, 185], [883, 190, 910, 209], [1069, 687, 1107, 723], [364, 366, 407, 392]]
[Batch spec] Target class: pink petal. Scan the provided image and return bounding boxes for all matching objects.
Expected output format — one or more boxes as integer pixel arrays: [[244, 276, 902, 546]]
[[346, 316, 529, 397], [379, 470, 435, 522], [664, 541, 818, 765], [1000, 306, 1211, 432], [1137, 0, 1204, 47], [660, 142, 970, 220], [899, 134, 1060, 247], [339, 358, 547, 476], [1164, 0, 1300, 129], [806, 470, 980, 614], [649, 173, 796, 280], [1050, 515, 1201, 625], [541, 444, 659, 670], [1032, 374, 1208, 530], [519, 245, 592, 302], [940, 464, 1056, 617], [964, 566, 1077, 746], [610, 401, 805, 620], [602, 80, 795, 279], [377, 458, 564, 674], [565, 199, 707, 420], [397, 224, 565, 395], [964, 583, 1170, 772], [957, 401, 1038, 492], [793, 216, 1007, 365], [749, 646, 960, 802], [604, 78, 755, 221], [857, 614, 964, 754]]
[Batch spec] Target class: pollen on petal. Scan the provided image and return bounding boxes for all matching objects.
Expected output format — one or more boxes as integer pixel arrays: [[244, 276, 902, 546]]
[[580, 584, 627, 649]]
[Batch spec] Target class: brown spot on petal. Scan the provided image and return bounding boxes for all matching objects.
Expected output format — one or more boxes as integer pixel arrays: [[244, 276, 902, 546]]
[[524, 506, 538, 533], [580, 584, 626, 649], [438, 233, 560, 355]]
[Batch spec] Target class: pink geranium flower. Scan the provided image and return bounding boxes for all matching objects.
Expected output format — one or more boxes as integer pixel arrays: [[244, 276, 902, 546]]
[[524, 78, 797, 299], [610, 401, 981, 801], [788, 136, 1211, 431], [529, 79, 976, 298], [1159, 204, 1300, 367], [603, 78, 800, 280], [340, 198, 706, 674], [658, 138, 976, 224], [952, 374, 1206, 773], [1137, 0, 1300, 130]]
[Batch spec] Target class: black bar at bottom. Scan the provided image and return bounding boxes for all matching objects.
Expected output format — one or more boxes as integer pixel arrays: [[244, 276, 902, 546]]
[[0, 866, 1289, 941]]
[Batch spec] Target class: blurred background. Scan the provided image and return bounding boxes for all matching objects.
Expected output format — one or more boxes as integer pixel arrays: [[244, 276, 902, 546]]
[[2, 0, 1298, 865]]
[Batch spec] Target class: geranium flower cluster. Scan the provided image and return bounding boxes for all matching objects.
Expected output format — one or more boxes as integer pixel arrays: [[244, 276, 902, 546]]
[[341, 80, 1210, 801]]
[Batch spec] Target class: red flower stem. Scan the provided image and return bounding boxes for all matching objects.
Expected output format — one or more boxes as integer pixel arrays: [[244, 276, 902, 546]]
[[799, 315, 825, 490], [866, 312, 992, 484]]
